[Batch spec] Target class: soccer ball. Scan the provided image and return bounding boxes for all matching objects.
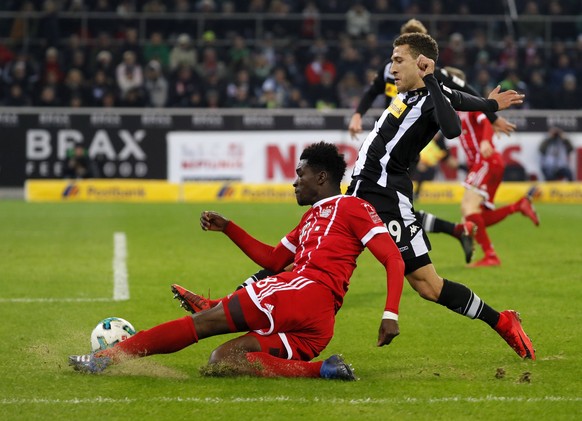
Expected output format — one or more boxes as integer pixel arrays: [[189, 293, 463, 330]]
[[90, 317, 136, 352]]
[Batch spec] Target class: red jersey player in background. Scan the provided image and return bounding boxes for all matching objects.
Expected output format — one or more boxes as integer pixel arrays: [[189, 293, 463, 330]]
[[70, 142, 405, 379], [445, 67, 540, 267]]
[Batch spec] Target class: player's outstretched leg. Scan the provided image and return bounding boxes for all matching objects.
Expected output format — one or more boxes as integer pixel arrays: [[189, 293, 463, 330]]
[[494, 310, 536, 360]]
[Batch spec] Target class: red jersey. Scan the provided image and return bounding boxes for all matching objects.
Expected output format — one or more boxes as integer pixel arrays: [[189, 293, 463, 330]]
[[458, 111, 496, 168], [223, 194, 403, 315], [281, 195, 388, 307]]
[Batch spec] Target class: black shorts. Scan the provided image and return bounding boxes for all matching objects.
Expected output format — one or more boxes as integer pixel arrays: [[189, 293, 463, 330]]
[[347, 178, 432, 274]]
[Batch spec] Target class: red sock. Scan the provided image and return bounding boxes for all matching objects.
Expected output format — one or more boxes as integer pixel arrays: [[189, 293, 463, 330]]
[[245, 352, 322, 378], [99, 316, 198, 361], [465, 213, 494, 255], [481, 205, 514, 227]]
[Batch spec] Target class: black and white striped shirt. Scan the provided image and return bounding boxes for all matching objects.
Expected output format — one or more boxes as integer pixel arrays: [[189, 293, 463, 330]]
[[351, 74, 498, 197]]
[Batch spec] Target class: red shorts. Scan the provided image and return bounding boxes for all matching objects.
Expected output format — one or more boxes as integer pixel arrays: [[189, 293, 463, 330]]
[[221, 272, 336, 361], [463, 153, 505, 208]]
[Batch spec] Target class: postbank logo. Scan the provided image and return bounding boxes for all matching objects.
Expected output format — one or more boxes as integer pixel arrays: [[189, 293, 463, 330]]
[[217, 183, 235, 199], [62, 183, 80, 198], [388, 97, 406, 119]]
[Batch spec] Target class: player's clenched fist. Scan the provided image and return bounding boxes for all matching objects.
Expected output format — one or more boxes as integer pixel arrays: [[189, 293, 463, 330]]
[[200, 211, 230, 232]]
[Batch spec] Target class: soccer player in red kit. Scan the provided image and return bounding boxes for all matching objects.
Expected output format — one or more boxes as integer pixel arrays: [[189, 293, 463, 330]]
[[445, 67, 540, 267], [69, 142, 405, 379]]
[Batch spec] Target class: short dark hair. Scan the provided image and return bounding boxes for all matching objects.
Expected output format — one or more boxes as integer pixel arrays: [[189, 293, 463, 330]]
[[393, 33, 439, 62], [300, 141, 347, 185]]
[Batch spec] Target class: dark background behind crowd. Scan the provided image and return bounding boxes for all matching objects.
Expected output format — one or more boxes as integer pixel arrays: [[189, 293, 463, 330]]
[[1, 0, 581, 110]]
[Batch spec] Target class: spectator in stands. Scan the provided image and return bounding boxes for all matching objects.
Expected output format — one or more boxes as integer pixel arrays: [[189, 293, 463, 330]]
[[517, 1, 545, 42], [286, 87, 310, 108], [526, 70, 550, 109], [119, 27, 144, 64], [226, 68, 259, 108], [496, 35, 518, 75], [227, 34, 251, 75], [304, 52, 336, 87], [100, 90, 117, 107], [196, 47, 227, 81], [539, 127, 575, 181], [68, 48, 90, 80], [226, 85, 253, 108], [4, 84, 30, 106], [168, 64, 200, 107], [88, 69, 115, 106], [115, 50, 143, 98], [300, 1, 320, 39], [40, 47, 64, 85], [280, 51, 304, 88], [36, 85, 61, 107], [93, 50, 116, 80], [549, 53, 575, 90], [91, 32, 117, 71], [35, 69, 61, 105], [309, 70, 339, 110], [553, 74, 582, 110], [169, 34, 197, 73], [336, 71, 363, 109], [336, 43, 365, 83], [119, 86, 146, 107], [260, 66, 291, 108], [466, 29, 497, 70], [144, 60, 168, 107], [345, 1, 371, 40], [439, 32, 467, 70], [249, 51, 272, 86], [62, 68, 88, 106], [3, 52, 39, 95], [203, 72, 227, 107], [143, 31, 170, 70]]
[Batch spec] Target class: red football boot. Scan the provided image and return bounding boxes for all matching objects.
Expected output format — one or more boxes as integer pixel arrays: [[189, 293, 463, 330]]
[[495, 310, 536, 360], [171, 284, 214, 314]]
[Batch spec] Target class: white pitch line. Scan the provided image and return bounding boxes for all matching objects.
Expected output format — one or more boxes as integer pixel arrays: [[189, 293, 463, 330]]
[[0, 298, 111, 303], [1, 396, 581, 406], [113, 232, 129, 301]]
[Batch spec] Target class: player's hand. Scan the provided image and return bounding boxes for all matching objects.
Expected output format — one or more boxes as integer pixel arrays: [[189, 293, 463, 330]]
[[480, 140, 494, 158], [417, 54, 435, 79], [492, 116, 516, 135], [488, 86, 524, 110], [377, 318, 399, 346], [348, 113, 363, 140], [200, 211, 230, 232]]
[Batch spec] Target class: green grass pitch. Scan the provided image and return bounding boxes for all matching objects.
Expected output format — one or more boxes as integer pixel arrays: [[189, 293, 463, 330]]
[[0, 200, 581, 420]]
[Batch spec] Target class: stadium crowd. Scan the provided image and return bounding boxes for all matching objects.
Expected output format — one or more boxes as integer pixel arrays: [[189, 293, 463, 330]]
[[1, 0, 581, 109]]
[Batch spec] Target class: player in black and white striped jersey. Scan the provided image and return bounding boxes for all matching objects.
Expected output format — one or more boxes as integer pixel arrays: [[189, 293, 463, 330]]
[[348, 19, 516, 264], [345, 31, 535, 360]]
